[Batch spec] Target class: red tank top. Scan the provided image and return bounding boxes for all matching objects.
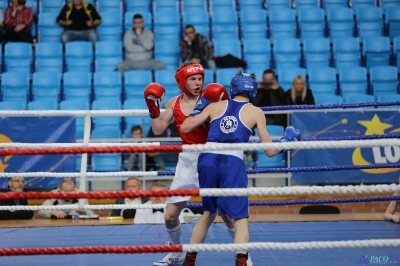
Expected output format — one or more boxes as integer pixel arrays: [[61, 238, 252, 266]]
[[173, 93, 209, 145]]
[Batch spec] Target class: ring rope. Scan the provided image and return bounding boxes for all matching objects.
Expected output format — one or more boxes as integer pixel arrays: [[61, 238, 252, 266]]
[[1, 239, 399, 256], [1, 139, 400, 156], [260, 101, 400, 111], [1, 185, 399, 200], [2, 162, 400, 178], [2, 196, 400, 211]]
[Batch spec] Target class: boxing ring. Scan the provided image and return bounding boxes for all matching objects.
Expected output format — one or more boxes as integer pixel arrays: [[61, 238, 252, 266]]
[[0, 102, 400, 266]]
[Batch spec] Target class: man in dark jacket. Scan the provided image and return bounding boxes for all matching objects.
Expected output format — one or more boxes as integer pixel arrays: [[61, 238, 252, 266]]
[[0, 177, 34, 220]]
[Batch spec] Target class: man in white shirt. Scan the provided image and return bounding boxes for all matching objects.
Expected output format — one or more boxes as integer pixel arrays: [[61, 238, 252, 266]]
[[135, 182, 184, 224]]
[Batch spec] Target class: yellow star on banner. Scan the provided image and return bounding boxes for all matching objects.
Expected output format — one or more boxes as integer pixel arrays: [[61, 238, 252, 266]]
[[341, 118, 348, 124], [0, 161, 7, 172], [358, 114, 392, 135]]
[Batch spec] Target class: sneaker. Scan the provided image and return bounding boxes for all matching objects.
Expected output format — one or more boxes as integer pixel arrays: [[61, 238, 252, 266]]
[[153, 242, 186, 266], [247, 253, 254, 266], [236, 258, 248, 266]]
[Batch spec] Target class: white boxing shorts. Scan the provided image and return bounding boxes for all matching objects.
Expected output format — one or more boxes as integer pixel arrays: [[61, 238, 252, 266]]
[[167, 151, 200, 204]]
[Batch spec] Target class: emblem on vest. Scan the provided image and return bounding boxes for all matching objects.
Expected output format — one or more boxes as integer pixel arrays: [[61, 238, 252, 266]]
[[220, 116, 238, 134]]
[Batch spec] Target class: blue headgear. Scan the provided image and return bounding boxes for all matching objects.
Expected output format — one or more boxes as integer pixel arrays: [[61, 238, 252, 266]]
[[230, 71, 258, 103]]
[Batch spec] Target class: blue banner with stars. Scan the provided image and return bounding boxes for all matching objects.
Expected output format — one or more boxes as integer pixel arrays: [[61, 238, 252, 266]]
[[291, 111, 400, 184], [0, 117, 76, 189]]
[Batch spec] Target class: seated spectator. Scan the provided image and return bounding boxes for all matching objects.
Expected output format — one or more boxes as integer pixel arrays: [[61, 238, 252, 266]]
[[384, 178, 400, 223], [56, 0, 101, 44], [116, 14, 165, 73], [126, 125, 159, 171], [285, 76, 315, 105], [134, 182, 184, 224], [110, 177, 148, 218], [254, 69, 286, 127], [4, 0, 33, 43], [180, 25, 216, 73], [0, 177, 33, 220], [38, 177, 94, 219]]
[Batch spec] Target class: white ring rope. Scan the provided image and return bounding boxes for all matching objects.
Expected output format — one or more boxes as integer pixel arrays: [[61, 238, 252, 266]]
[[0, 171, 158, 178], [1, 138, 400, 150], [183, 240, 400, 251], [0, 204, 166, 211], [0, 110, 150, 117]]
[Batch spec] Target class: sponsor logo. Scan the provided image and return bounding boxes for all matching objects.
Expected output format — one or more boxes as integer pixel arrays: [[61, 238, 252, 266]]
[[186, 66, 204, 73], [358, 255, 399, 264], [220, 116, 238, 134]]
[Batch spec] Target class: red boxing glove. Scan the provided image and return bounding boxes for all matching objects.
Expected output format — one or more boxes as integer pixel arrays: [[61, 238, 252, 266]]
[[144, 83, 165, 119], [203, 83, 229, 102]]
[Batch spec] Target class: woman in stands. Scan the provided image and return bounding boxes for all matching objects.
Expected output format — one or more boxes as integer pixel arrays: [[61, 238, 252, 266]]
[[384, 178, 400, 223], [284, 76, 315, 105]]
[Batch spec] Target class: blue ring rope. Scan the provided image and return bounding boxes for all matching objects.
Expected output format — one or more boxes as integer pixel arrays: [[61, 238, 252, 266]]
[[184, 196, 400, 208], [259, 101, 400, 111], [157, 163, 400, 176]]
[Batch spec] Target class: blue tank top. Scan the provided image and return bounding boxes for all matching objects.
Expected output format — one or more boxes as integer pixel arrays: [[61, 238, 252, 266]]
[[207, 100, 253, 143]]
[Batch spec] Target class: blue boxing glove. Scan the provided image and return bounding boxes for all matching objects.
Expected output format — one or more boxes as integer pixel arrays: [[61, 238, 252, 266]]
[[279, 126, 300, 152], [189, 96, 211, 117]]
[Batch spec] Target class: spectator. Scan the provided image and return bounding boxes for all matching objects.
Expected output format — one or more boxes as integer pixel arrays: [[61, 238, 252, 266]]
[[285, 76, 315, 105], [4, 0, 33, 43], [116, 14, 165, 73], [56, 0, 101, 44], [134, 182, 185, 224], [125, 125, 159, 171], [384, 178, 400, 223], [180, 25, 216, 73], [254, 69, 286, 127], [0, 177, 33, 220], [38, 178, 94, 219], [110, 177, 148, 218]]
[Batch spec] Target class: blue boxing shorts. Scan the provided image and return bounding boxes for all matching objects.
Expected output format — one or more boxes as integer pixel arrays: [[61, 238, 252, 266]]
[[197, 152, 249, 219]]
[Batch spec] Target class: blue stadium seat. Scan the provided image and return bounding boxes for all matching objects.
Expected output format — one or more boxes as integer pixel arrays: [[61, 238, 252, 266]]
[[254, 125, 286, 168], [362, 36, 391, 69], [182, 10, 210, 37], [91, 128, 121, 139], [266, 0, 291, 10], [32, 72, 61, 102], [0, 0, 8, 11], [182, 0, 207, 11], [4, 43, 32, 73], [240, 9, 267, 39], [124, 11, 152, 31], [153, 0, 178, 11], [294, 0, 319, 9], [0, 101, 25, 110], [351, 0, 375, 9], [298, 8, 325, 39], [211, 10, 238, 40], [28, 100, 58, 110], [95, 41, 122, 71], [39, 0, 65, 13], [124, 99, 151, 134], [124, 98, 149, 111], [154, 40, 180, 69], [314, 93, 343, 104], [381, 0, 400, 11], [213, 39, 242, 58], [370, 66, 398, 96], [35, 42, 63, 73], [327, 8, 355, 38], [125, 0, 150, 12], [97, 12, 122, 41], [204, 69, 215, 85], [96, 0, 122, 12], [239, 0, 263, 10], [155, 69, 178, 89], [153, 11, 180, 41], [355, 7, 383, 38], [1, 72, 30, 104], [65, 41, 93, 72], [25, 0, 37, 14], [91, 154, 121, 171], [332, 37, 361, 69], [303, 37, 331, 69], [210, 0, 236, 11], [63, 72, 92, 102], [277, 68, 307, 91], [308, 67, 337, 95], [216, 68, 241, 92], [125, 70, 153, 99], [394, 36, 400, 73], [385, 6, 400, 39], [345, 93, 375, 106], [338, 67, 367, 96], [92, 99, 122, 129], [377, 94, 400, 106], [268, 8, 297, 39], [243, 39, 271, 71], [323, 0, 347, 10], [273, 38, 301, 69], [38, 13, 63, 42], [93, 71, 122, 101], [60, 99, 89, 139]]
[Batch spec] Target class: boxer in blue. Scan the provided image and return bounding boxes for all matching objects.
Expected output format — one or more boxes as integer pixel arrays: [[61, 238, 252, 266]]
[[181, 70, 301, 266]]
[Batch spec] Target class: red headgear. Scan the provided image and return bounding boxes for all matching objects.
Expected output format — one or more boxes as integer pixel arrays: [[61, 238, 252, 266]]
[[174, 63, 205, 96]]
